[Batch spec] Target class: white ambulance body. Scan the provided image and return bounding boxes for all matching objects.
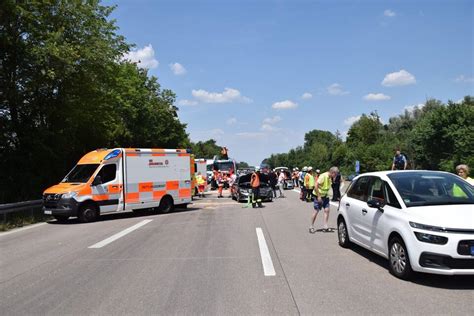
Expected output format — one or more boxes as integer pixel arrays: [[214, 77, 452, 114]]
[[43, 148, 192, 222]]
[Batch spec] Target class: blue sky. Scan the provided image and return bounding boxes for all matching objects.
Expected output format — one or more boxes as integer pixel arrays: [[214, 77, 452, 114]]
[[109, 0, 473, 166]]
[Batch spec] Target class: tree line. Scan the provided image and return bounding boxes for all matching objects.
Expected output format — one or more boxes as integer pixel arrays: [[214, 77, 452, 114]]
[[263, 97, 473, 176], [0, 1, 191, 203]]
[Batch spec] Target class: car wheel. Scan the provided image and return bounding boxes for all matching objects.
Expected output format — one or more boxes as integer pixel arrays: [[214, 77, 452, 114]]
[[388, 237, 413, 280], [54, 215, 69, 223], [78, 204, 98, 223], [337, 218, 351, 248], [159, 196, 174, 214]]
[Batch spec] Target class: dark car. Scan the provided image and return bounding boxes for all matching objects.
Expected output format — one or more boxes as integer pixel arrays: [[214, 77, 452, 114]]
[[231, 173, 273, 202]]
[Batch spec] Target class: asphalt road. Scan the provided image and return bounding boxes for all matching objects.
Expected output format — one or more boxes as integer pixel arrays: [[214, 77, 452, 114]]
[[1, 187, 473, 315]]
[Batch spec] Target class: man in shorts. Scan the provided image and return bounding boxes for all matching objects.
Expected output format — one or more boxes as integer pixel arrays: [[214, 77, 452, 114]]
[[309, 166, 339, 233]]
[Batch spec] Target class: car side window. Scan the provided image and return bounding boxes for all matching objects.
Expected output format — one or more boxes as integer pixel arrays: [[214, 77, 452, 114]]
[[96, 164, 117, 183], [368, 177, 384, 201], [383, 182, 401, 209], [347, 176, 370, 201]]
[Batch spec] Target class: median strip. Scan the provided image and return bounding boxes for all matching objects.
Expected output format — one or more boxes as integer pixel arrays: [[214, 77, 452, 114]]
[[256, 227, 276, 276], [88, 219, 153, 249]]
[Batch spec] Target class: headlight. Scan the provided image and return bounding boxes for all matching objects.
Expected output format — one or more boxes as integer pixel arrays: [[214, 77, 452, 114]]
[[62, 191, 78, 199], [409, 221, 446, 232], [414, 232, 448, 245]]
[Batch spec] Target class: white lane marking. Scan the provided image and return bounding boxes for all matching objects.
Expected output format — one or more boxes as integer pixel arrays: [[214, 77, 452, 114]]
[[292, 189, 300, 193], [88, 219, 153, 249], [256, 227, 276, 276], [0, 222, 47, 237]]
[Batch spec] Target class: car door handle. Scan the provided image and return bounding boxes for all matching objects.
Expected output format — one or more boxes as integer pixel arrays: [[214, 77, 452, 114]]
[[345, 203, 350, 207], [362, 209, 368, 215]]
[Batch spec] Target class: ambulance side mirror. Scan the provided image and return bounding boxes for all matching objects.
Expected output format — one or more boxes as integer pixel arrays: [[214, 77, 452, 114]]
[[92, 176, 102, 186]]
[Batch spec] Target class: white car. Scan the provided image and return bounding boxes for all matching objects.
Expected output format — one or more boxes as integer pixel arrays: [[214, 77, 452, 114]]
[[337, 170, 474, 280]]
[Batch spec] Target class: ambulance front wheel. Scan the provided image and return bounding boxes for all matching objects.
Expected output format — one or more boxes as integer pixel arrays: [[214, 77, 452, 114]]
[[78, 204, 99, 223], [159, 196, 174, 214]]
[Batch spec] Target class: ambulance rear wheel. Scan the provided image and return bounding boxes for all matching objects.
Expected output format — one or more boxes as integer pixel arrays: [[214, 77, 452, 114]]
[[78, 204, 99, 223], [159, 196, 174, 214]]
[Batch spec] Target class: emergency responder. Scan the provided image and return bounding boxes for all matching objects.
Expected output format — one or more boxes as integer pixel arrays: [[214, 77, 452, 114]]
[[304, 167, 315, 202], [251, 167, 263, 208]]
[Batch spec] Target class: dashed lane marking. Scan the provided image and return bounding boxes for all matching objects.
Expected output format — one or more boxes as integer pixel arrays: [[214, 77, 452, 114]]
[[88, 219, 153, 249], [256, 227, 276, 276]]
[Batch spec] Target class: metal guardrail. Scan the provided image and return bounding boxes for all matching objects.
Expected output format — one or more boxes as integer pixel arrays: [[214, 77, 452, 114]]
[[0, 200, 43, 223]]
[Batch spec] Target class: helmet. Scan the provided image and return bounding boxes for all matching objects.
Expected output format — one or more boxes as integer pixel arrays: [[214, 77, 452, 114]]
[[303, 166, 308, 172], [308, 166, 313, 171], [316, 169, 321, 174], [295, 167, 299, 170]]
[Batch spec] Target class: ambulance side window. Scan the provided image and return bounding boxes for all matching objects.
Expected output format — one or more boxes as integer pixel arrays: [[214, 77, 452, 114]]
[[97, 164, 117, 183]]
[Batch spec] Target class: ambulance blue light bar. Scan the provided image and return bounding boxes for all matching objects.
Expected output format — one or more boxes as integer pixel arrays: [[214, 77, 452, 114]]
[[104, 149, 121, 160]]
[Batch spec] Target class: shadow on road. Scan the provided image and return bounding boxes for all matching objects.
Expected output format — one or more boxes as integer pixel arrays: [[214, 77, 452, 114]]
[[348, 243, 474, 289], [47, 205, 199, 225]]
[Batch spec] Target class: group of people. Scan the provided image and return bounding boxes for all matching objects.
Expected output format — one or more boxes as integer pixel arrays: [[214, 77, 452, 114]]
[[268, 169, 287, 198]]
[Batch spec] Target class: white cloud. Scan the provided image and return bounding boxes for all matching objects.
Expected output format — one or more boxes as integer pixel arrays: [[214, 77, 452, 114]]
[[263, 116, 282, 124], [454, 75, 474, 83], [364, 93, 391, 101], [404, 103, 425, 113], [327, 83, 349, 95], [272, 100, 298, 110], [169, 62, 187, 75], [191, 88, 252, 104], [122, 44, 159, 69], [177, 99, 198, 106], [344, 115, 361, 126], [261, 124, 280, 132], [236, 132, 266, 138], [226, 117, 237, 125], [382, 69, 416, 86], [301, 92, 313, 99], [384, 9, 396, 17]]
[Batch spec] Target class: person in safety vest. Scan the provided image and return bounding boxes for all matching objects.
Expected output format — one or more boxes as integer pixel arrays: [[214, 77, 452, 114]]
[[391, 149, 407, 170], [304, 167, 315, 202], [196, 172, 206, 197], [250, 167, 263, 208], [309, 166, 339, 233]]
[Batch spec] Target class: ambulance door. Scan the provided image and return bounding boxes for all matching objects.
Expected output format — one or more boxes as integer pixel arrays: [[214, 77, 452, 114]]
[[91, 162, 122, 213]]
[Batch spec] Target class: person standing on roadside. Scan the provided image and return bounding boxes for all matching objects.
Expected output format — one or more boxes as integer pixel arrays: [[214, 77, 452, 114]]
[[391, 149, 407, 170], [278, 170, 286, 198], [221, 147, 229, 160], [331, 169, 342, 201], [455, 164, 474, 185], [309, 166, 338, 233], [269, 169, 278, 198], [304, 167, 315, 202], [251, 167, 262, 208], [299, 167, 307, 200]]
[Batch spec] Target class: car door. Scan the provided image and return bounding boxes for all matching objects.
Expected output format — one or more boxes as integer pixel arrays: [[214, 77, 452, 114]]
[[362, 177, 402, 256], [91, 163, 122, 213], [344, 176, 370, 245]]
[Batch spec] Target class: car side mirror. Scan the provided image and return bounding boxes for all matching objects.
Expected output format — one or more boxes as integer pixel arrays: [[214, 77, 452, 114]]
[[367, 198, 385, 212], [92, 176, 102, 186]]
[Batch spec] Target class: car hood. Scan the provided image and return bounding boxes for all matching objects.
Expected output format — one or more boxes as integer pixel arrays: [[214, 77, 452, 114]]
[[44, 182, 88, 194], [407, 204, 474, 230]]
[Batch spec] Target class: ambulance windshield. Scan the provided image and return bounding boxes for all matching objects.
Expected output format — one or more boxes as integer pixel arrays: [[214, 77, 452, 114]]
[[62, 164, 100, 183]]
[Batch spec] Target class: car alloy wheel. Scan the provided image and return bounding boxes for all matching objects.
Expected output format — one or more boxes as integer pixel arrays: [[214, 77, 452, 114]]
[[388, 237, 413, 280], [337, 218, 350, 248]]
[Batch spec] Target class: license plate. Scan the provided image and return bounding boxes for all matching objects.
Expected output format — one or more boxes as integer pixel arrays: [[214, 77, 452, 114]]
[[44, 210, 52, 215], [471, 246, 474, 256]]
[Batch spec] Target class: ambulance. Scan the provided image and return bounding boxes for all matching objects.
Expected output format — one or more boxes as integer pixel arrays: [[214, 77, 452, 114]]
[[43, 148, 193, 223]]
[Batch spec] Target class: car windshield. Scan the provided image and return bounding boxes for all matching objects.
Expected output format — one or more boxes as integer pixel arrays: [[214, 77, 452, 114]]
[[62, 164, 99, 183], [388, 172, 474, 207], [214, 161, 235, 172]]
